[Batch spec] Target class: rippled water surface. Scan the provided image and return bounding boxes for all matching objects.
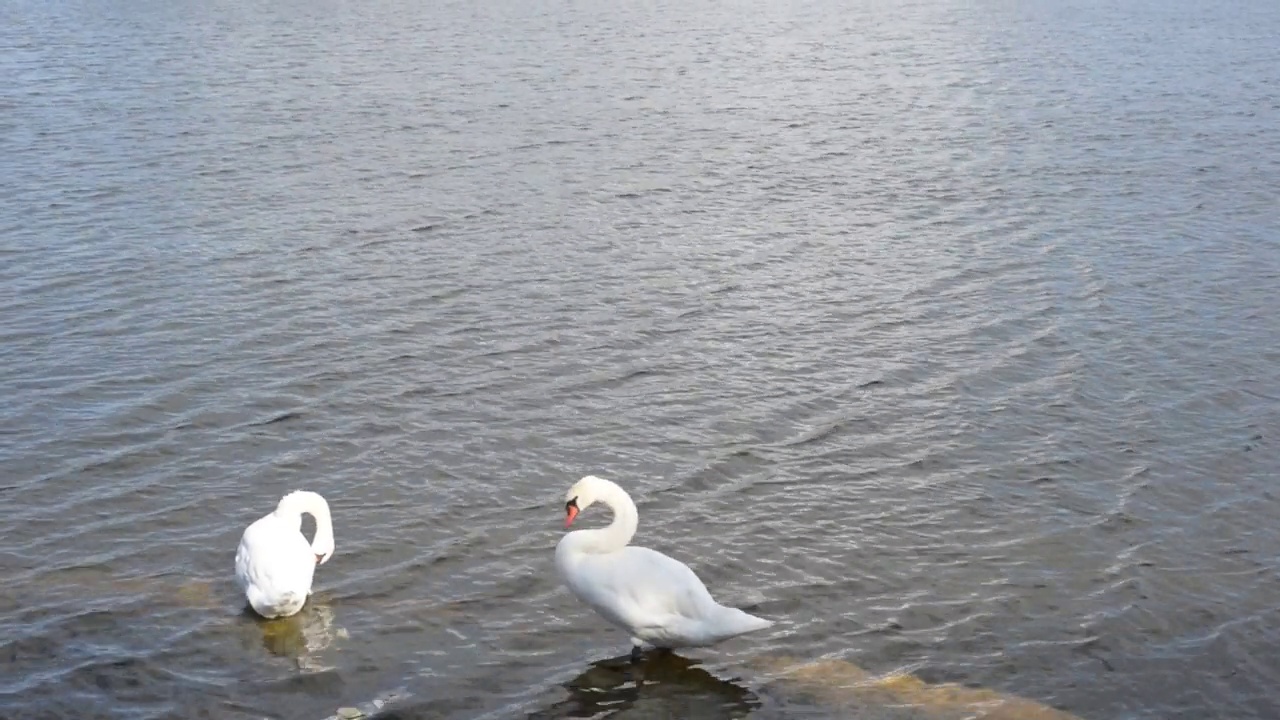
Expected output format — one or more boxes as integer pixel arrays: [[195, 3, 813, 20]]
[[3, 0, 1280, 718]]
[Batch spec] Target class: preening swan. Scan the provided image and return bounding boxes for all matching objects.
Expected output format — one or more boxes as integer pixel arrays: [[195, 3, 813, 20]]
[[235, 490, 335, 619], [555, 475, 773, 660]]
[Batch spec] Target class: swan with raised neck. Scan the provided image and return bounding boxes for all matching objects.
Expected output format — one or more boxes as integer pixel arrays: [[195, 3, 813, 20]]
[[235, 490, 335, 619], [555, 475, 773, 660]]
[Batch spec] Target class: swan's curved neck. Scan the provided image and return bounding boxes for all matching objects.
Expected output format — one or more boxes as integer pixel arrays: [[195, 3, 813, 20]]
[[572, 483, 638, 554], [276, 490, 334, 552]]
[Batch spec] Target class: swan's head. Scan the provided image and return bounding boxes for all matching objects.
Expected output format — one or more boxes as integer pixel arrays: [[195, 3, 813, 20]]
[[313, 535, 335, 565], [563, 475, 610, 529], [277, 490, 335, 565]]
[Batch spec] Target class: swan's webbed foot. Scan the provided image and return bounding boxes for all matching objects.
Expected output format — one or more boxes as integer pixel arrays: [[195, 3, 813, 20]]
[[630, 645, 643, 663]]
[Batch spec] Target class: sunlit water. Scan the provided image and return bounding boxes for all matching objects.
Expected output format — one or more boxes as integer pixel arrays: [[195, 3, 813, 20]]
[[2, 0, 1280, 718]]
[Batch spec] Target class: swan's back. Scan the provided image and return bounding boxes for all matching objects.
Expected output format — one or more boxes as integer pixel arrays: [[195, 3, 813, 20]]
[[235, 513, 315, 618], [558, 541, 773, 648]]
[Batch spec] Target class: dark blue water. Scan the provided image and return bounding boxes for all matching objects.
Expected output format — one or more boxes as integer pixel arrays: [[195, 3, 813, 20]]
[[2, 0, 1279, 718]]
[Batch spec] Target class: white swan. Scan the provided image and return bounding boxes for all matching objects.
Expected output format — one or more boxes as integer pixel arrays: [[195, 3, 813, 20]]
[[555, 475, 773, 659], [235, 490, 335, 619]]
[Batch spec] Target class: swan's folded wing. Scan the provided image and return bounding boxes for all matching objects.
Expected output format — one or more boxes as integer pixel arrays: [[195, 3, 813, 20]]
[[587, 546, 720, 619], [236, 516, 317, 601]]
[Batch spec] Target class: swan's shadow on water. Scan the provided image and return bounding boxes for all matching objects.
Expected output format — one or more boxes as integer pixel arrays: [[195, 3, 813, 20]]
[[240, 595, 347, 672], [526, 650, 760, 720], [356, 650, 759, 720]]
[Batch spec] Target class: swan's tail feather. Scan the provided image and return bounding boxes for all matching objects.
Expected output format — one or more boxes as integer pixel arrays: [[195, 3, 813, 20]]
[[253, 590, 307, 619], [717, 606, 774, 638], [276, 590, 306, 615], [738, 610, 774, 633]]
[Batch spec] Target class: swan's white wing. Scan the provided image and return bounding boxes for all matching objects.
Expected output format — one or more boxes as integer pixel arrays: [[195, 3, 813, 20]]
[[235, 514, 315, 617], [561, 543, 773, 647], [569, 545, 720, 628]]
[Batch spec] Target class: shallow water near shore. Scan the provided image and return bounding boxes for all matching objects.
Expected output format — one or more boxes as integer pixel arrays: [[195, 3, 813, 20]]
[[3, 0, 1280, 718]]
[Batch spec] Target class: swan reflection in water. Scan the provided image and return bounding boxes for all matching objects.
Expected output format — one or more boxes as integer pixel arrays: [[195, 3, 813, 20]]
[[528, 650, 759, 720], [250, 596, 348, 673], [341, 650, 1085, 720]]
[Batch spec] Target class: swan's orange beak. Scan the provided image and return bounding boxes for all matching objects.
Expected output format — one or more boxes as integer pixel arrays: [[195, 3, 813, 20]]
[[564, 499, 580, 528]]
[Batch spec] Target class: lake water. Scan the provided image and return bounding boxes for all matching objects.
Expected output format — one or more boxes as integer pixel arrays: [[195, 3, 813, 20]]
[[3, 0, 1280, 718]]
